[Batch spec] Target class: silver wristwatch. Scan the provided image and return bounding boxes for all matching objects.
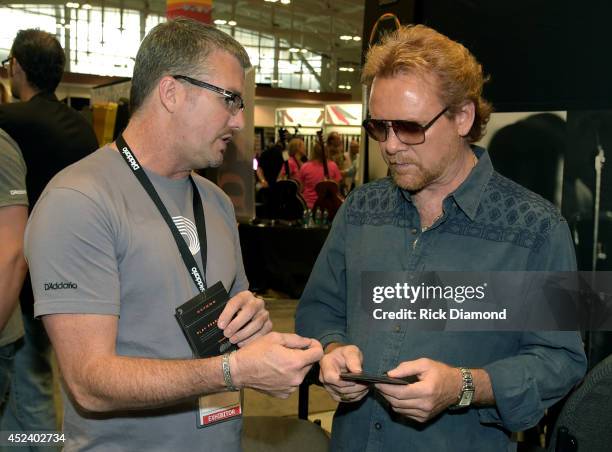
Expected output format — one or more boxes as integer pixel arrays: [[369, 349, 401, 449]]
[[449, 367, 474, 409]]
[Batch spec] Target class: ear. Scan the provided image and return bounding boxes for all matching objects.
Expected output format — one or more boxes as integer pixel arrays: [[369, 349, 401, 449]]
[[454, 101, 476, 138], [10, 57, 23, 78], [157, 76, 181, 113]]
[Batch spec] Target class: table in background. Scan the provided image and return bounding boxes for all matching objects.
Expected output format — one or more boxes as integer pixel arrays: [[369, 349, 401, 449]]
[[238, 223, 330, 298]]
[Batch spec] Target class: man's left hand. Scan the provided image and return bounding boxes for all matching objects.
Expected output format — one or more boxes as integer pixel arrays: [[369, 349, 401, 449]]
[[218, 291, 273, 347], [374, 358, 462, 423]]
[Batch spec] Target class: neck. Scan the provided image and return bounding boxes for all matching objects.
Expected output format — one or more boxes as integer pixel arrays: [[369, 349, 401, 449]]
[[17, 84, 39, 102], [118, 115, 191, 180], [412, 146, 477, 228]]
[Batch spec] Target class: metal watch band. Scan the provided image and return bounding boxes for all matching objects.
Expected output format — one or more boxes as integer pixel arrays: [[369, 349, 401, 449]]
[[449, 367, 475, 410], [222, 352, 239, 391]]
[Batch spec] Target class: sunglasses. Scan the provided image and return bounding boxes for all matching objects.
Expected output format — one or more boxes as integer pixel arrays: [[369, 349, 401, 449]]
[[363, 107, 448, 145], [172, 74, 244, 116]]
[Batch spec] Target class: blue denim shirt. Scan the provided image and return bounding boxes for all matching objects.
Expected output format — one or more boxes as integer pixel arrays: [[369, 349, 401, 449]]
[[295, 147, 587, 452]]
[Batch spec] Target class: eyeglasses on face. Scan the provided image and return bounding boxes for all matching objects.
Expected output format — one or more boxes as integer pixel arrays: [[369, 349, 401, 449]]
[[172, 74, 244, 115], [362, 107, 449, 145], [1, 57, 11, 68]]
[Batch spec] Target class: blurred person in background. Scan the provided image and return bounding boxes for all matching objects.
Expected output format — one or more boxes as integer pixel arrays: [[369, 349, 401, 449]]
[[0, 29, 98, 441]]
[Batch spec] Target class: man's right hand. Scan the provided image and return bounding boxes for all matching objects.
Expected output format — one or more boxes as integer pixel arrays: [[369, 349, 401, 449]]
[[319, 343, 369, 403], [230, 332, 323, 399]]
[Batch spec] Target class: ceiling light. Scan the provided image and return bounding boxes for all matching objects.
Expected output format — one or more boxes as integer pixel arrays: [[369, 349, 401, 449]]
[[280, 0, 291, 4], [264, 0, 279, 3], [300, 48, 308, 53], [66, 2, 79, 8], [289, 48, 300, 53], [81, 3, 92, 9], [213, 19, 227, 25], [228, 20, 237, 26], [339, 35, 352, 41], [352, 36, 362, 41]]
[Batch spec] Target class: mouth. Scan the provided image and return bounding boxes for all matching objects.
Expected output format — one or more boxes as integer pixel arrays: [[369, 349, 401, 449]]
[[389, 161, 420, 174], [217, 135, 233, 152]]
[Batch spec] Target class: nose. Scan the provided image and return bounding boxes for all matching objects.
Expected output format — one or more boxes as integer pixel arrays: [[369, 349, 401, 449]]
[[228, 109, 245, 130], [383, 125, 404, 155]]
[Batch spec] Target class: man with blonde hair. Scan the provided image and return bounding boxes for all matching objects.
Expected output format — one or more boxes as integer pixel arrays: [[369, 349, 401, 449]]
[[297, 25, 585, 451]]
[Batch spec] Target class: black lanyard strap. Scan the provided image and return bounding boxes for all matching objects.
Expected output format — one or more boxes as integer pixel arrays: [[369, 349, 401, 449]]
[[116, 134, 208, 292]]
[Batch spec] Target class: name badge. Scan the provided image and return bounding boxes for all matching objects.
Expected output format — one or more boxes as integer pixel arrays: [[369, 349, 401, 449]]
[[197, 392, 242, 428]]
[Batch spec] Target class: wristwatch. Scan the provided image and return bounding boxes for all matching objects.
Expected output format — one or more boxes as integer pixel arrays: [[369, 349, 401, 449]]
[[449, 367, 474, 409]]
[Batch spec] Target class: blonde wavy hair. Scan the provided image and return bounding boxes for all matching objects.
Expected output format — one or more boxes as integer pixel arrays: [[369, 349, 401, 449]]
[[362, 24, 492, 143]]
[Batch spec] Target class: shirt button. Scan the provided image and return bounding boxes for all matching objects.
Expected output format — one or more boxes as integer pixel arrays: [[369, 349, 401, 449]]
[[411, 228, 418, 235], [375, 422, 382, 430], [394, 325, 401, 332]]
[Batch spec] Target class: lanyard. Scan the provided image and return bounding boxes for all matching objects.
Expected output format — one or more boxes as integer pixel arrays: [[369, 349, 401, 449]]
[[116, 134, 208, 293]]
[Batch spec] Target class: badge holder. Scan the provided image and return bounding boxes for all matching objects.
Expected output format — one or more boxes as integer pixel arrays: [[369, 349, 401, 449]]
[[175, 281, 241, 428]]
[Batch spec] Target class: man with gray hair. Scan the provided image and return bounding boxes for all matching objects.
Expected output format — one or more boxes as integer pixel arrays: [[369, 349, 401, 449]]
[[25, 18, 322, 451]]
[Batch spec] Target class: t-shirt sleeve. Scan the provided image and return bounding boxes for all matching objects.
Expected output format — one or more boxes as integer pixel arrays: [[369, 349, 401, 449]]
[[25, 187, 120, 318], [0, 130, 28, 208]]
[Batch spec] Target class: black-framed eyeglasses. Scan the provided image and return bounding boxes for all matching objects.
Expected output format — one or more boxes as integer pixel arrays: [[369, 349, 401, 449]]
[[172, 74, 244, 115], [1, 57, 11, 68], [363, 107, 449, 145]]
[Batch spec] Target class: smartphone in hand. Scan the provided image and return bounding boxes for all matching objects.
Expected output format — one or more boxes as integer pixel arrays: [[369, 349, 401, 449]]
[[340, 372, 418, 385]]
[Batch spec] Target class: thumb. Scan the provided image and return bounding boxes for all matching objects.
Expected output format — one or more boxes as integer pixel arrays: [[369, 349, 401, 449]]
[[343, 348, 363, 373], [280, 333, 314, 350], [386, 358, 429, 378]]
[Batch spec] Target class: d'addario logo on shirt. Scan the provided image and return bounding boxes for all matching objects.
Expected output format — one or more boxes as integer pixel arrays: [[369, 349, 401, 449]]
[[44, 281, 78, 291], [121, 146, 140, 170]]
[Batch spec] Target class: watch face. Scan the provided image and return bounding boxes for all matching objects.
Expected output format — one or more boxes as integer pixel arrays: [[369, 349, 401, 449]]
[[459, 390, 474, 406]]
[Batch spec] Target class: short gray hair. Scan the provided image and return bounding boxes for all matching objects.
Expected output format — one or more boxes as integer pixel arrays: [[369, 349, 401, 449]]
[[130, 18, 251, 113]]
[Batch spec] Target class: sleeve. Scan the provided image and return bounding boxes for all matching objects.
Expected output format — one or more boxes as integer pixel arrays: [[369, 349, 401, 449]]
[[478, 219, 587, 431], [25, 187, 121, 318], [295, 200, 349, 347], [0, 130, 28, 208], [330, 162, 342, 182]]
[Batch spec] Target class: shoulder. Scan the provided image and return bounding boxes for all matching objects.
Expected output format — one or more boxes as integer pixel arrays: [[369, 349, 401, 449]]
[[0, 102, 28, 124], [42, 147, 122, 203], [343, 177, 404, 226], [478, 171, 565, 237], [0, 129, 26, 177], [0, 129, 24, 163]]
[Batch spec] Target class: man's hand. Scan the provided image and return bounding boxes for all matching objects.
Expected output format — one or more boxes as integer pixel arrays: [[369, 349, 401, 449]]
[[218, 291, 272, 347], [231, 332, 323, 399], [375, 358, 462, 423], [319, 344, 369, 403]]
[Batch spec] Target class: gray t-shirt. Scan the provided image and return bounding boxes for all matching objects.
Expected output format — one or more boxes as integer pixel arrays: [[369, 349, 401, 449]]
[[0, 128, 26, 347], [25, 146, 249, 451]]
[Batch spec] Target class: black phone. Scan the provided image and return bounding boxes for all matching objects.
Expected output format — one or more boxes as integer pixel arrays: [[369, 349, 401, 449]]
[[340, 372, 418, 385]]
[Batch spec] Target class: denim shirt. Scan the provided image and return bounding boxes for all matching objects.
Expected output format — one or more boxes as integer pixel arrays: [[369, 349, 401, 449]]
[[295, 147, 587, 452]]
